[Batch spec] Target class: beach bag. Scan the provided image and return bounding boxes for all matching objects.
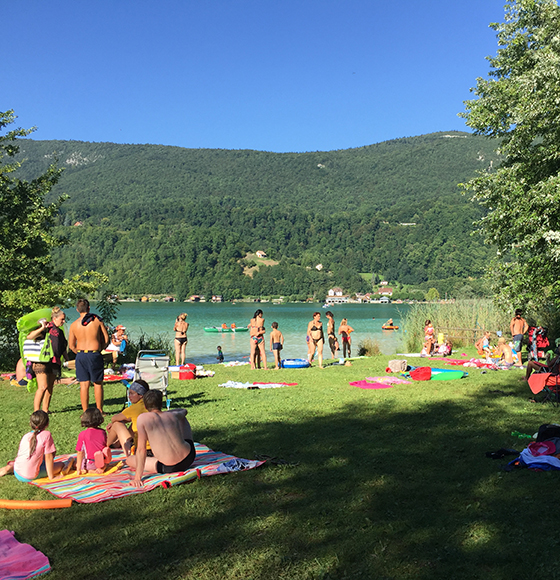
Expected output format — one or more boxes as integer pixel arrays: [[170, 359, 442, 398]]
[[22, 332, 54, 364], [536, 424, 560, 442], [387, 359, 407, 372], [409, 366, 432, 381]]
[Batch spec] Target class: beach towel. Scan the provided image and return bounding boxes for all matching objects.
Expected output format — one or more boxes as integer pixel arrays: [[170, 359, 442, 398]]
[[219, 381, 296, 389], [0, 530, 51, 579], [350, 376, 411, 390], [350, 380, 394, 389], [365, 376, 411, 385], [31, 443, 263, 504]]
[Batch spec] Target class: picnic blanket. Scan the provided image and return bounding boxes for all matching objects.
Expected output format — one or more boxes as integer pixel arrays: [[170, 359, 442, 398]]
[[0, 530, 51, 579], [31, 443, 263, 504]]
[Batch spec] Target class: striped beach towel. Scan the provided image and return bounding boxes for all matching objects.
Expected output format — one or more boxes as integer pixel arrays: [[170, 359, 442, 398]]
[[31, 443, 263, 504], [0, 530, 51, 579]]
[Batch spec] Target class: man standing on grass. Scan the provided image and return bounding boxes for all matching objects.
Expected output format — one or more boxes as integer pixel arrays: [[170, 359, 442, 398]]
[[510, 309, 528, 363], [68, 298, 109, 413], [127, 390, 196, 487]]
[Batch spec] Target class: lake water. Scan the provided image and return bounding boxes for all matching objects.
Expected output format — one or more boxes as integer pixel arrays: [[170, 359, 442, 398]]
[[65, 302, 411, 365]]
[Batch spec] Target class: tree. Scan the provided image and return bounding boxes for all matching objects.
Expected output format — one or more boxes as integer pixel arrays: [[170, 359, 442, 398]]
[[461, 0, 560, 307], [0, 110, 105, 362], [425, 288, 440, 302]]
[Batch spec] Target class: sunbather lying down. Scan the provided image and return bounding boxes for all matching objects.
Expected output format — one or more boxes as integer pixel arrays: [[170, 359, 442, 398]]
[[126, 390, 196, 487]]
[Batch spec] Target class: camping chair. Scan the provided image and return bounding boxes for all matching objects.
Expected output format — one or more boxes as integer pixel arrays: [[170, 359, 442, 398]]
[[133, 350, 169, 401], [528, 372, 560, 406]]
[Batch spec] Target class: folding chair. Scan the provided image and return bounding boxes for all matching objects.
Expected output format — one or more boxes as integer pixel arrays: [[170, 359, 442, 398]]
[[133, 350, 169, 400], [528, 372, 560, 406]]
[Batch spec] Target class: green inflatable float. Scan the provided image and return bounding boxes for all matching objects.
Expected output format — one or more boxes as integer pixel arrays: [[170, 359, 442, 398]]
[[16, 308, 53, 393]]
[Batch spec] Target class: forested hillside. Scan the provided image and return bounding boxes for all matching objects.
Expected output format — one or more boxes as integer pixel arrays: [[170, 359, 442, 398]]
[[14, 132, 500, 299]]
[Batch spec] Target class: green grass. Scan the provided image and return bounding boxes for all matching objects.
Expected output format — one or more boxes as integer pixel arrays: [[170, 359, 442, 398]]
[[1, 355, 560, 579]]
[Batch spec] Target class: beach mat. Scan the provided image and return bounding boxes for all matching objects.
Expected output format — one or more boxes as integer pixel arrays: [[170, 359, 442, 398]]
[[31, 443, 263, 504]]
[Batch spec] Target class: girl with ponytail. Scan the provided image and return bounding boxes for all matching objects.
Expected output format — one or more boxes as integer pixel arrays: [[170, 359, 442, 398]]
[[0, 411, 74, 481]]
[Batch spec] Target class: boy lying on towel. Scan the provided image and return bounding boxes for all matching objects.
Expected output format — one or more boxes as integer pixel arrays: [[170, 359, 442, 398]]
[[126, 390, 196, 487]]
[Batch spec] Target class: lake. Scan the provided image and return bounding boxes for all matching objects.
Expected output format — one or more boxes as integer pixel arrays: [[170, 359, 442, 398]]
[[65, 302, 411, 365]]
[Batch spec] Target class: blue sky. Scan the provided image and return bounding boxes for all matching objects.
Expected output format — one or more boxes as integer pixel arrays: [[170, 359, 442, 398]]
[[5, 0, 506, 152]]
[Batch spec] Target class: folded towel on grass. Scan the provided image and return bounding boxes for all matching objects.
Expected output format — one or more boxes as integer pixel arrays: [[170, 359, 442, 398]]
[[0, 530, 51, 579], [219, 381, 296, 389], [31, 443, 263, 504]]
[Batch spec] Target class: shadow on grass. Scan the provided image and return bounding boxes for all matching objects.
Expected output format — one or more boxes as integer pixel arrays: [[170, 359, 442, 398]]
[[8, 384, 560, 580]]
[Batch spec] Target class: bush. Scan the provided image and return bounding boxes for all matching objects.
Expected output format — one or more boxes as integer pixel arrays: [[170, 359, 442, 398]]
[[402, 299, 510, 351], [123, 331, 173, 363], [357, 337, 381, 357]]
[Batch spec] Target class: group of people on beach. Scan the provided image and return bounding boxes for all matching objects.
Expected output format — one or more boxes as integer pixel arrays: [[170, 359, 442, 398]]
[[3, 300, 196, 486], [246, 309, 355, 370]]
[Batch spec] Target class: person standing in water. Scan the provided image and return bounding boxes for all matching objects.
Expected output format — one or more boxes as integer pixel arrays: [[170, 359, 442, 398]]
[[174, 313, 189, 366]]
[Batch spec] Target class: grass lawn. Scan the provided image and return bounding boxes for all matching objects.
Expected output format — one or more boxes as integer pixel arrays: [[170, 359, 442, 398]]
[[1, 354, 560, 580]]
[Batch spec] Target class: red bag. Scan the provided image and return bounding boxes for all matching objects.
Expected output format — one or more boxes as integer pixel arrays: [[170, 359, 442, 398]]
[[409, 367, 432, 381]]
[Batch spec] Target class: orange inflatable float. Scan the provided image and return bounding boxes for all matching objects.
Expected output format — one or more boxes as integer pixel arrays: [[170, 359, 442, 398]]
[[0, 498, 72, 510]]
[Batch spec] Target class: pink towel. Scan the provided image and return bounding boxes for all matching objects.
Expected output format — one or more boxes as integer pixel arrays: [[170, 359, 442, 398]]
[[366, 376, 411, 385], [350, 380, 394, 389], [0, 530, 51, 579]]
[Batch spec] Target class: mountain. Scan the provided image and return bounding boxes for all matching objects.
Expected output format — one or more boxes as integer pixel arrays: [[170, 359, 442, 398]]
[[13, 131, 500, 299]]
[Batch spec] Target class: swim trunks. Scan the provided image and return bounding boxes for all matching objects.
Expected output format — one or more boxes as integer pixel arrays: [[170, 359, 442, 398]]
[[75, 351, 104, 383], [513, 334, 523, 352], [272, 342, 282, 350], [155, 439, 196, 474]]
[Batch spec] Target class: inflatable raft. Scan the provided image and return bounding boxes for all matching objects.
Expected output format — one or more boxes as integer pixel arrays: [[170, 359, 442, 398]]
[[381, 325, 399, 330], [281, 358, 311, 369]]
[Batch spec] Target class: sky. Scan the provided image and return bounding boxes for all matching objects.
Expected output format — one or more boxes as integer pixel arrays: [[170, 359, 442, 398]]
[[5, 0, 507, 153]]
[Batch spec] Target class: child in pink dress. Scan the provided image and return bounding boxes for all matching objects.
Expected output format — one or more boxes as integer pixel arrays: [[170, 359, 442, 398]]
[[0, 411, 73, 481], [76, 408, 112, 475]]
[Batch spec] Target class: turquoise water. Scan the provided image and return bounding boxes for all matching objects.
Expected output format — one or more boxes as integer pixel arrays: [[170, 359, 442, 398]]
[[65, 302, 410, 365]]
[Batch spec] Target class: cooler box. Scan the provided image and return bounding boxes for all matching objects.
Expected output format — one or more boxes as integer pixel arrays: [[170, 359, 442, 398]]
[[179, 363, 196, 380]]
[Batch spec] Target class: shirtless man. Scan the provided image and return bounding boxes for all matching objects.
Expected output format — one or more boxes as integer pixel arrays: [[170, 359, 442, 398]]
[[496, 337, 521, 369], [127, 390, 196, 487], [68, 299, 109, 413], [510, 309, 528, 363]]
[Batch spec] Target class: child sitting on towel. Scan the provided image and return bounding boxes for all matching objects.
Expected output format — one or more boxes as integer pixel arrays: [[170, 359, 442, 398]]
[[0, 411, 74, 481], [76, 408, 112, 475], [106, 380, 150, 456]]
